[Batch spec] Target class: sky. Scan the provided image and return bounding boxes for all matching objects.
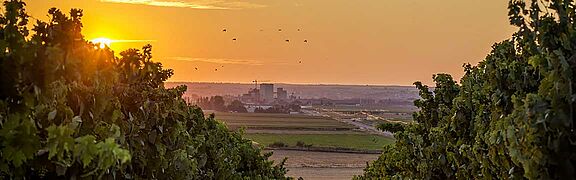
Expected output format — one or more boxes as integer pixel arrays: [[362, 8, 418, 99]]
[[26, 0, 517, 86]]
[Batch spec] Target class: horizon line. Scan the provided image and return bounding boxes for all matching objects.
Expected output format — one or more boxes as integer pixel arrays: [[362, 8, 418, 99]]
[[165, 80, 420, 87]]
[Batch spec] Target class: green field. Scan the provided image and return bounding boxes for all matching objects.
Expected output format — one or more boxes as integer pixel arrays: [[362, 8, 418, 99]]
[[244, 134, 394, 151], [209, 111, 394, 151], [317, 105, 418, 114], [211, 112, 355, 131]]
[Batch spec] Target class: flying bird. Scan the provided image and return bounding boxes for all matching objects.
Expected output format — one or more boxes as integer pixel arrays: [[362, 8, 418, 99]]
[[215, 68, 218, 71], [285, 39, 290, 42], [222, 28, 227, 32], [297, 29, 301, 31], [299, 60, 302, 64], [232, 38, 237, 41], [278, 29, 282, 32], [304, 40, 308, 43], [195, 67, 198, 70]]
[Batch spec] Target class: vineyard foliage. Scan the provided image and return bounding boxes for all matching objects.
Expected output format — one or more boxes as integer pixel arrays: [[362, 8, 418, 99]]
[[0, 1, 287, 179], [360, 0, 576, 179]]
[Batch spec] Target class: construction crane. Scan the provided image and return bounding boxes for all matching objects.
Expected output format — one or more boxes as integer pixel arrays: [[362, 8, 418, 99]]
[[252, 80, 270, 89], [252, 80, 258, 89]]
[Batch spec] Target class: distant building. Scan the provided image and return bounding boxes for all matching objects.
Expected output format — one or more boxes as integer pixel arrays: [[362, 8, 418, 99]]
[[241, 88, 260, 103], [277, 88, 287, 100], [260, 83, 274, 102], [239, 83, 294, 104]]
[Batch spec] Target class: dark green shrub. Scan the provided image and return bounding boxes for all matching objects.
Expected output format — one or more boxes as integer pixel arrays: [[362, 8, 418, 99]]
[[358, 0, 576, 179], [0, 1, 288, 179]]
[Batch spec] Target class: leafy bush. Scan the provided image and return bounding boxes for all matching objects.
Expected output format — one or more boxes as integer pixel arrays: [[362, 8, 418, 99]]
[[295, 141, 312, 148], [0, 1, 287, 179], [376, 122, 405, 133], [269, 142, 288, 148], [295, 141, 306, 147], [358, 0, 576, 179]]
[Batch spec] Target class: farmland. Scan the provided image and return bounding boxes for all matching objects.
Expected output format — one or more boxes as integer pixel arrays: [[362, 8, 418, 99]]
[[210, 111, 395, 151], [211, 111, 355, 131], [209, 111, 395, 179], [267, 150, 380, 180], [244, 134, 393, 151]]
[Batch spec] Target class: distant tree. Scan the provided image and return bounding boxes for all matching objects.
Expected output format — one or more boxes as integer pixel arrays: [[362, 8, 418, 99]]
[[196, 96, 227, 111], [254, 107, 265, 113], [210, 96, 226, 111], [376, 122, 405, 133], [196, 97, 211, 109], [288, 101, 302, 112], [227, 100, 248, 112]]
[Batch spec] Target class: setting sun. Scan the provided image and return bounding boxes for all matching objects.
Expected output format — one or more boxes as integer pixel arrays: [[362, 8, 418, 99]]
[[91, 37, 112, 49]]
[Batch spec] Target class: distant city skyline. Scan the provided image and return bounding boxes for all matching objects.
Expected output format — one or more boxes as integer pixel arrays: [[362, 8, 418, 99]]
[[169, 80, 419, 86], [166, 82, 420, 101], [27, 0, 516, 85]]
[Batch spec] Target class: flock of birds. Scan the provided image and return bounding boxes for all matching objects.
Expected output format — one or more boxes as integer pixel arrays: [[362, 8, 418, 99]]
[[194, 28, 309, 72], [226, 28, 309, 44]]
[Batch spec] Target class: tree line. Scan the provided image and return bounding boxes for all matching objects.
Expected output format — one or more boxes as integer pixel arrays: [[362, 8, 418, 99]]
[[196, 96, 248, 113], [196, 96, 301, 114]]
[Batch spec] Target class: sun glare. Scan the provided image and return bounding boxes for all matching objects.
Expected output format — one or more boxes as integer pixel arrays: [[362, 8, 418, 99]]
[[91, 37, 112, 49]]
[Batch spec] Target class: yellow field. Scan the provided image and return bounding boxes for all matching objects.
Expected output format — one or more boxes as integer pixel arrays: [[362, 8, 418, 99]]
[[211, 112, 355, 131]]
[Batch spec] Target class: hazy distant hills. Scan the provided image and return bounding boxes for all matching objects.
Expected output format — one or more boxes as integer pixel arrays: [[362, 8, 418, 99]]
[[165, 82, 420, 101]]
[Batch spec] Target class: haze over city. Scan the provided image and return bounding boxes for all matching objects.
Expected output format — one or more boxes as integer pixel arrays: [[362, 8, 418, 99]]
[[26, 0, 516, 85]]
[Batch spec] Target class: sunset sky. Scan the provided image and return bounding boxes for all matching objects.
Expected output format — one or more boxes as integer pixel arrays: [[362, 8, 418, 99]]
[[26, 0, 517, 85]]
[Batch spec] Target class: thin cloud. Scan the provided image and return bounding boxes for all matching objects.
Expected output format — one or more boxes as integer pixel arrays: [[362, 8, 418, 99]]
[[111, 39, 157, 43], [169, 57, 265, 65], [100, 0, 266, 10]]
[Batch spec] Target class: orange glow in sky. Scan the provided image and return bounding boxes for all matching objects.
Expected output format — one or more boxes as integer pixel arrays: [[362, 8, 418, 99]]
[[26, 0, 517, 86]]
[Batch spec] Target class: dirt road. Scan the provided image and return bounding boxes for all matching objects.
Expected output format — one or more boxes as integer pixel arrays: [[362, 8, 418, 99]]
[[315, 109, 394, 137], [267, 150, 380, 179]]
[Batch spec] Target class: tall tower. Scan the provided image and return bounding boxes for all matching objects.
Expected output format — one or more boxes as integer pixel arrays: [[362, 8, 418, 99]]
[[260, 83, 274, 102]]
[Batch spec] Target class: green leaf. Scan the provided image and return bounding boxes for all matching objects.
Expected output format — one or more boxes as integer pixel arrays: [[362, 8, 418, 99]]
[[111, 109, 121, 122], [48, 110, 58, 120], [71, 116, 82, 129]]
